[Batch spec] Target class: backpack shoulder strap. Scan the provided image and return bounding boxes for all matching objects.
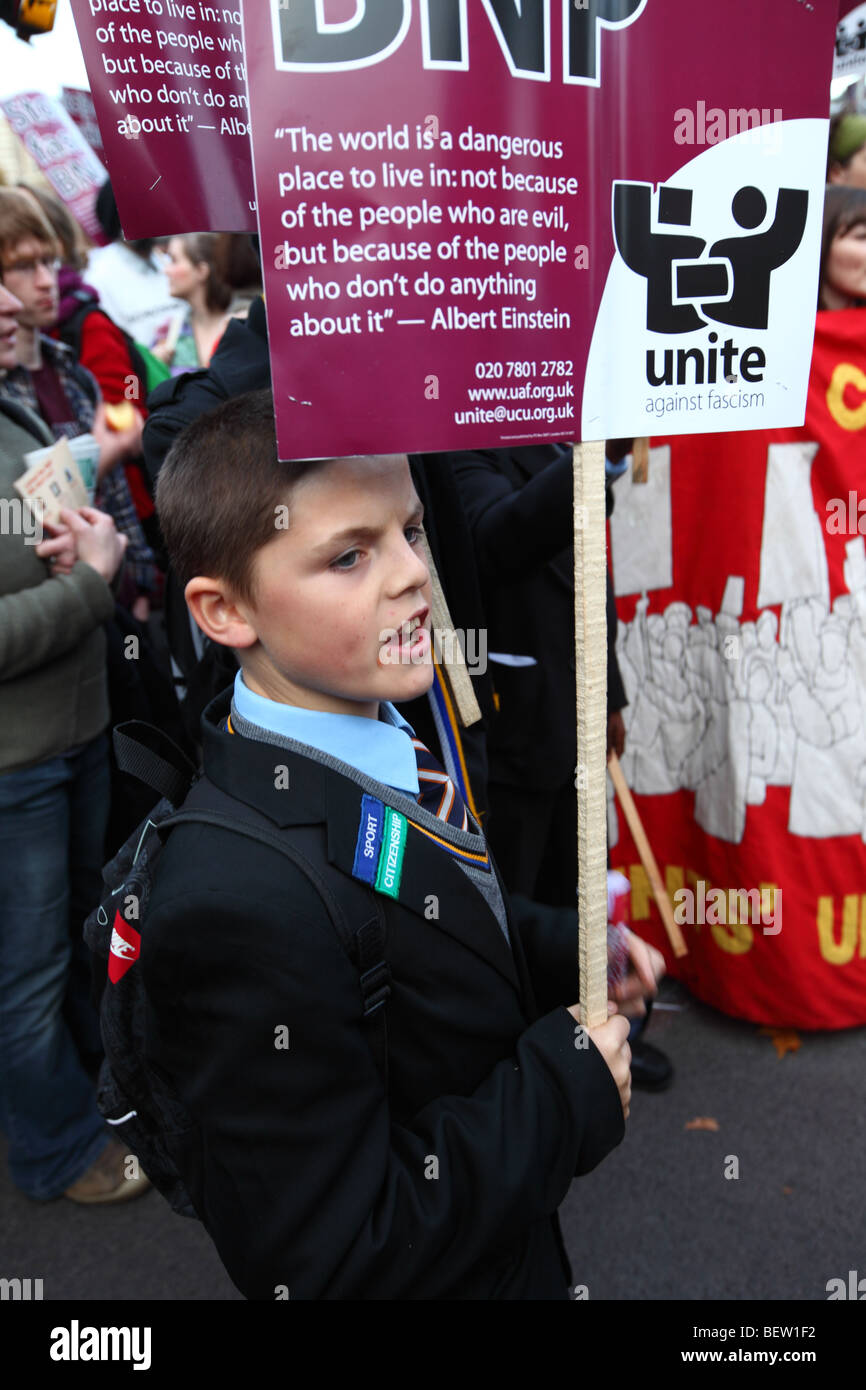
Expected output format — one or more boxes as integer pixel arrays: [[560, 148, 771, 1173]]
[[112, 720, 198, 807], [161, 790, 390, 1086], [56, 293, 98, 356]]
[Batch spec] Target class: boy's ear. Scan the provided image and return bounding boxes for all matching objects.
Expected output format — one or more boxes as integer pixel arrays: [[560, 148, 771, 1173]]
[[185, 576, 258, 650]]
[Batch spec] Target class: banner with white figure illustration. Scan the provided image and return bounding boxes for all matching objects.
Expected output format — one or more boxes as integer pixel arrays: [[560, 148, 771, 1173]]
[[608, 309, 866, 1030]]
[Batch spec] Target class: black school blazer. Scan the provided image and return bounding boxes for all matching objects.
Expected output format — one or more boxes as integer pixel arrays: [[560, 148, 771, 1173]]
[[141, 692, 624, 1300]]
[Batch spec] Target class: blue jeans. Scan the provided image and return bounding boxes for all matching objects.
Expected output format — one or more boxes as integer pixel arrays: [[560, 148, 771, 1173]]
[[0, 735, 111, 1198]]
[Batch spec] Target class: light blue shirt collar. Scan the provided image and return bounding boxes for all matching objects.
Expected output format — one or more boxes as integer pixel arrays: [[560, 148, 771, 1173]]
[[232, 670, 420, 795]]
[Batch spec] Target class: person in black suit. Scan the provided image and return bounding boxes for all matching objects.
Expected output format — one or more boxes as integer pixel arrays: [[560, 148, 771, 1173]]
[[450, 444, 626, 906], [451, 445, 672, 1091], [144, 392, 635, 1300]]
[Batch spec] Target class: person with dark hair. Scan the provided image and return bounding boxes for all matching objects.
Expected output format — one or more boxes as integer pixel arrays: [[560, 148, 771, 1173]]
[[827, 113, 866, 189], [819, 184, 866, 309], [212, 232, 264, 320], [85, 180, 178, 349], [151, 233, 232, 370]]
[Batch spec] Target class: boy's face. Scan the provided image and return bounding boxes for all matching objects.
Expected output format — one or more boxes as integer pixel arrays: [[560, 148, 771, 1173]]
[[0, 282, 23, 370], [236, 454, 434, 718], [0, 238, 59, 329]]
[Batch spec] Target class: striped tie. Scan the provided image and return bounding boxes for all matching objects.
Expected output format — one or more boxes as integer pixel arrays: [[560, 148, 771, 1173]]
[[412, 738, 469, 831]]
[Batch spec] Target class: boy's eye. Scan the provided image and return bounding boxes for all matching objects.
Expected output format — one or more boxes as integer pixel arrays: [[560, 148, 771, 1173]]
[[331, 549, 361, 571], [405, 525, 422, 545]]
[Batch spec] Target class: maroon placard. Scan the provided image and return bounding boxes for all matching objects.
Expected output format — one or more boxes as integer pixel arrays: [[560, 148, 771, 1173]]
[[241, 0, 837, 462], [62, 86, 107, 164], [69, 0, 254, 237], [0, 90, 107, 244]]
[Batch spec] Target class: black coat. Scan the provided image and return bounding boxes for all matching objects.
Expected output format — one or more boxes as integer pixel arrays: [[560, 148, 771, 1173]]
[[450, 447, 627, 791], [141, 692, 624, 1300]]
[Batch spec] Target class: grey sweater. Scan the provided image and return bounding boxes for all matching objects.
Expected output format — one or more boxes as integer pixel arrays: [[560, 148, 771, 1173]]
[[0, 402, 114, 774]]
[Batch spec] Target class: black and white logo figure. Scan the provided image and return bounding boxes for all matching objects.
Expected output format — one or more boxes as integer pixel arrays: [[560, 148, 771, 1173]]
[[613, 181, 809, 335], [836, 7, 866, 59]]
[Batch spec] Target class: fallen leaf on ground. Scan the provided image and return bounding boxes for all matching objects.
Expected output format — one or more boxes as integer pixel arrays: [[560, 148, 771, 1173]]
[[782, 1186, 793, 1195], [759, 1026, 801, 1059], [684, 1116, 720, 1131]]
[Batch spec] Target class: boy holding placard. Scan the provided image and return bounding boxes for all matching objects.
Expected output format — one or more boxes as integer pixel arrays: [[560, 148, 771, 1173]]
[[145, 390, 633, 1300]]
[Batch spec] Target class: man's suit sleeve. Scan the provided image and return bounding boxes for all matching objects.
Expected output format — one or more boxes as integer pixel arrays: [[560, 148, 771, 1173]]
[[508, 893, 582, 1015], [450, 448, 573, 584], [607, 570, 628, 714], [143, 862, 623, 1301]]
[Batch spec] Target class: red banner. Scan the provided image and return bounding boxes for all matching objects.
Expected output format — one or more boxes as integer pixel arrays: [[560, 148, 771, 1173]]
[[610, 309, 866, 1030]]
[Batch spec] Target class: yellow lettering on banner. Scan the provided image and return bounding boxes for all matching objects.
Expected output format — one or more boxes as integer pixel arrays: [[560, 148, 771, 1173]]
[[816, 894, 862, 965], [665, 864, 684, 906], [759, 881, 782, 934], [710, 914, 753, 954], [628, 865, 651, 920], [826, 363, 866, 432]]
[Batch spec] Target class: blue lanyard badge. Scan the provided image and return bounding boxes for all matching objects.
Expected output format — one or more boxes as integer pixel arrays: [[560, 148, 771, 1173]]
[[353, 795, 386, 886]]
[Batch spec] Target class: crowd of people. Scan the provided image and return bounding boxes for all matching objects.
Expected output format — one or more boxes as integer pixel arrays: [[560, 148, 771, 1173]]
[[0, 105, 864, 1296]]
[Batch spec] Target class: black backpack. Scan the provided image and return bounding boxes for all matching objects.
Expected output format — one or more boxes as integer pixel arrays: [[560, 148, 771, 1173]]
[[57, 289, 169, 411], [84, 722, 390, 1219]]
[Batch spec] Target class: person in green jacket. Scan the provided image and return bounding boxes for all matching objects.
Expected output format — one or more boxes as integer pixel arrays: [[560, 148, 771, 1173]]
[[0, 280, 147, 1206]]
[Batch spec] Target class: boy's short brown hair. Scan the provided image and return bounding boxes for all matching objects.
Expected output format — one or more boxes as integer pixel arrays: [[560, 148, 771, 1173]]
[[155, 390, 329, 603], [0, 187, 59, 265]]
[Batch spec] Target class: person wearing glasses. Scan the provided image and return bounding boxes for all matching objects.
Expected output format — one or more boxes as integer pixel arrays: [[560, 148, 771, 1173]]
[[0, 191, 139, 477], [0, 274, 147, 1206], [0, 189, 155, 616]]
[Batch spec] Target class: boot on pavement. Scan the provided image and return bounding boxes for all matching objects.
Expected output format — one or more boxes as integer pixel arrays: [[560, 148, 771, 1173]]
[[64, 1140, 151, 1205]]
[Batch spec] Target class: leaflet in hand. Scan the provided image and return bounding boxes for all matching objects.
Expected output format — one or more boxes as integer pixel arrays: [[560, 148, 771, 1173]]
[[15, 438, 91, 528]]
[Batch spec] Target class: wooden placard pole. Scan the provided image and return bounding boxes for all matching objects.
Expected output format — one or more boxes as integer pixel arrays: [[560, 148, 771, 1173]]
[[419, 528, 482, 728], [574, 440, 609, 1030], [632, 436, 650, 484]]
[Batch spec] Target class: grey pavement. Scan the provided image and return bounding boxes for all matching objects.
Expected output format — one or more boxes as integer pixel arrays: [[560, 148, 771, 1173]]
[[2, 975, 863, 1301]]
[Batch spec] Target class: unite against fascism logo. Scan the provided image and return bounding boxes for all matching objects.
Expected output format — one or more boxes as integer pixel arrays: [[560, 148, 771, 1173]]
[[612, 180, 808, 397]]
